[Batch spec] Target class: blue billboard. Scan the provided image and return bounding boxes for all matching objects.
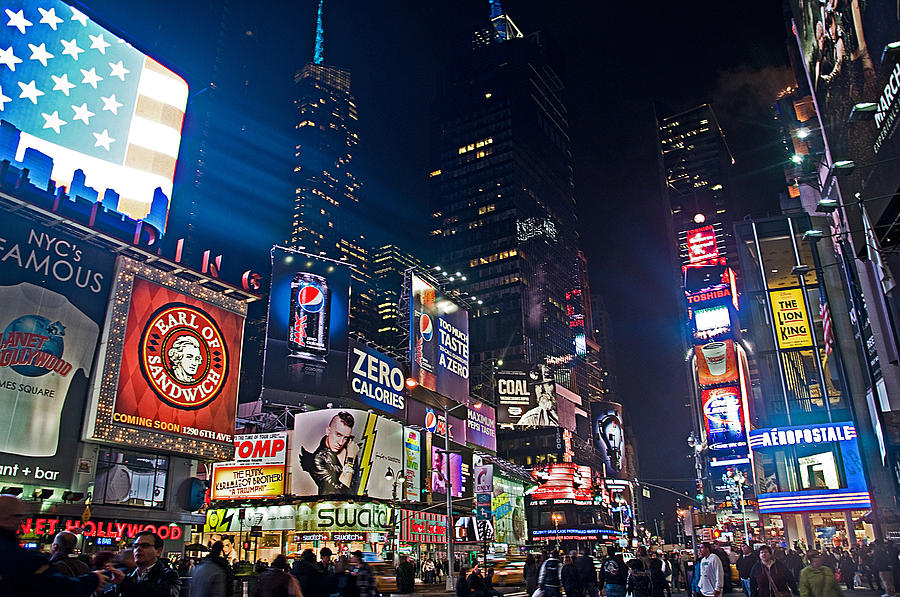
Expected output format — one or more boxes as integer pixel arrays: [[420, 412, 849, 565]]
[[348, 338, 405, 417], [261, 247, 350, 404], [408, 273, 469, 403]]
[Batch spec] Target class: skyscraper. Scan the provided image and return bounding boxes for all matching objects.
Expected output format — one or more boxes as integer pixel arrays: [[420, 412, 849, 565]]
[[658, 104, 735, 262], [430, 4, 580, 375], [289, 0, 374, 336], [372, 243, 428, 349]]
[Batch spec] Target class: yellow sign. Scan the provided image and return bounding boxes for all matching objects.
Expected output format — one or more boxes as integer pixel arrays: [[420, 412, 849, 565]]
[[211, 464, 285, 500], [770, 288, 814, 349]]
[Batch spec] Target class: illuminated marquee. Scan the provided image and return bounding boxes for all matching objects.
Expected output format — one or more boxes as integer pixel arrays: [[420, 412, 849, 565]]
[[749, 423, 857, 450], [685, 225, 719, 264]]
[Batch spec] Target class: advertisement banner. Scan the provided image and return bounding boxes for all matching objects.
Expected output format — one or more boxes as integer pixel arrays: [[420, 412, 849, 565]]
[[403, 427, 421, 500], [400, 509, 447, 543], [591, 402, 626, 478], [348, 339, 405, 417], [467, 404, 497, 451], [770, 288, 814, 349], [0, 0, 188, 232], [528, 463, 592, 505], [294, 501, 393, 533], [0, 213, 115, 487], [203, 505, 297, 532], [695, 339, 738, 386], [406, 399, 466, 445], [684, 225, 719, 265], [495, 365, 559, 426], [409, 273, 469, 402], [692, 305, 732, 342], [211, 432, 288, 500], [701, 386, 748, 452], [431, 444, 463, 498], [290, 408, 402, 499], [85, 258, 245, 459], [262, 247, 351, 405]]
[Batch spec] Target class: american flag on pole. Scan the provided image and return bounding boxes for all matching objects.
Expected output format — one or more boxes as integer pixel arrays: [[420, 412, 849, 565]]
[[0, 0, 188, 231], [820, 294, 834, 356]]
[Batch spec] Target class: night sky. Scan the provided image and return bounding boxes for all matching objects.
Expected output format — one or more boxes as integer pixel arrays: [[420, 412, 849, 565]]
[[81, 0, 796, 530]]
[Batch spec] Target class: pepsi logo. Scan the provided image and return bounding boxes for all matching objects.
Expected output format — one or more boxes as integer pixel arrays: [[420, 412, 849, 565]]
[[419, 314, 433, 341], [425, 408, 437, 433], [297, 284, 325, 313]]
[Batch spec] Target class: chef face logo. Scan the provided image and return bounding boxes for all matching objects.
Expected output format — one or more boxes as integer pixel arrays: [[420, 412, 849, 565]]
[[139, 303, 229, 410]]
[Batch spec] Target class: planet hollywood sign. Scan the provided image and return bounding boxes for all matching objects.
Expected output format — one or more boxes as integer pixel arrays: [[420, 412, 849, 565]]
[[749, 423, 857, 450], [19, 517, 184, 540]]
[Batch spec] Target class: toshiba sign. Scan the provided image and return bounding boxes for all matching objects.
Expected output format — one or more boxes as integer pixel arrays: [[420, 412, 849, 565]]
[[211, 432, 288, 500]]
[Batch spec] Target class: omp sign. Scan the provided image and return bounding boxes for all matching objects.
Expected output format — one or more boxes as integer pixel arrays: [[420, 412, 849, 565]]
[[686, 287, 732, 304], [236, 436, 286, 460]]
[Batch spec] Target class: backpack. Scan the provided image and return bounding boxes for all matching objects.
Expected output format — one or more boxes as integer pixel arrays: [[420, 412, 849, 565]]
[[543, 559, 561, 587]]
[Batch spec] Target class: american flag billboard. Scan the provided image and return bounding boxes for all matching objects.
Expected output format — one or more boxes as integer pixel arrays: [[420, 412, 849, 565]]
[[0, 0, 188, 232]]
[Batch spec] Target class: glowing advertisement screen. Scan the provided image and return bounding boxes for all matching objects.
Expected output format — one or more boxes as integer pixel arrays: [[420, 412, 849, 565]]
[[684, 225, 719, 265], [0, 0, 188, 232], [431, 444, 463, 498], [262, 248, 351, 405], [85, 258, 246, 459], [289, 408, 403, 500], [695, 339, 739, 386], [409, 273, 469, 403], [211, 432, 287, 500], [701, 386, 748, 454], [528, 463, 593, 505], [0, 212, 115, 487]]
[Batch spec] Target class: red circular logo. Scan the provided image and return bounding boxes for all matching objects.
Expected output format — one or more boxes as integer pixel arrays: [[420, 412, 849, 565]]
[[139, 302, 229, 410]]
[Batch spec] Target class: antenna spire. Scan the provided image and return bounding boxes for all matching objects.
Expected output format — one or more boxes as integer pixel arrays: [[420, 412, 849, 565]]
[[313, 0, 325, 64]]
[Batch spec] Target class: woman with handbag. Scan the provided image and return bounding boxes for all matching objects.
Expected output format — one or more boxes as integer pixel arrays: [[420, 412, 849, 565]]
[[799, 552, 844, 597], [750, 546, 794, 597]]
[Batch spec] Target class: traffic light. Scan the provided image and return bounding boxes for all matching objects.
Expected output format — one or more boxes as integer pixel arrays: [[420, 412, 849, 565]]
[[242, 541, 251, 551]]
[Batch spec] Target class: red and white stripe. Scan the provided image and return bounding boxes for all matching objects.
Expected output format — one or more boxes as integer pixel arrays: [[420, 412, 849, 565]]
[[820, 295, 833, 356]]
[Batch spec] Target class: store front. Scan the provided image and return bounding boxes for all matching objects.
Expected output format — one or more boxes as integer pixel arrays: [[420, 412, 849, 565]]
[[399, 509, 448, 564], [198, 504, 297, 564], [293, 501, 393, 560], [750, 422, 876, 546]]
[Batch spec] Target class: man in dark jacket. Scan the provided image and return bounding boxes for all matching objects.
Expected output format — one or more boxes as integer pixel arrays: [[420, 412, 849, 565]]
[[576, 550, 599, 597], [737, 544, 759, 596], [291, 548, 324, 595], [873, 539, 897, 596], [50, 531, 92, 577], [113, 531, 181, 597], [300, 412, 356, 494], [396, 554, 415, 594], [0, 494, 116, 596], [600, 546, 629, 597]]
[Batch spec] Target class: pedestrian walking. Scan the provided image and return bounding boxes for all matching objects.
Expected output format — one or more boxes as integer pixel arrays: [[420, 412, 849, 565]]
[[799, 551, 844, 597], [562, 554, 583, 597], [697, 543, 724, 597], [324, 555, 357, 597], [257, 555, 302, 597], [190, 541, 233, 597], [538, 550, 563, 597], [576, 550, 599, 597], [49, 531, 92, 577], [396, 554, 415, 594], [525, 553, 540, 595], [838, 550, 857, 592], [111, 530, 181, 597], [292, 548, 324, 596], [749, 545, 792, 597], [456, 566, 473, 597], [738, 544, 759, 597], [350, 551, 375, 597], [873, 539, 897, 596], [600, 546, 629, 597], [651, 557, 671, 597], [628, 559, 652, 597], [423, 558, 436, 584]]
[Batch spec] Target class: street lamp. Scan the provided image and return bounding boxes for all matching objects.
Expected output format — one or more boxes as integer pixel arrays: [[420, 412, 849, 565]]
[[732, 471, 750, 542], [443, 401, 468, 591], [385, 468, 403, 565], [551, 512, 562, 552]]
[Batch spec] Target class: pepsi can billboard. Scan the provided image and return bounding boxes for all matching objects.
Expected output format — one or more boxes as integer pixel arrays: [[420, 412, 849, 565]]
[[262, 247, 350, 405], [408, 273, 469, 403], [348, 339, 405, 417]]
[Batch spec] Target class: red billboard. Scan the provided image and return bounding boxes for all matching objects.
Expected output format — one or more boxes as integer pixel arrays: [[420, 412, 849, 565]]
[[685, 226, 719, 265], [85, 258, 245, 459], [528, 463, 592, 505]]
